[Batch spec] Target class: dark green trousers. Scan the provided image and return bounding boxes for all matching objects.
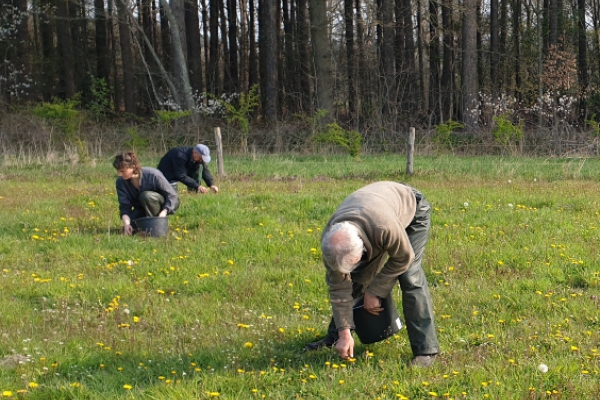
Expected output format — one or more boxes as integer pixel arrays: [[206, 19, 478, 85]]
[[138, 191, 165, 217], [327, 188, 440, 356]]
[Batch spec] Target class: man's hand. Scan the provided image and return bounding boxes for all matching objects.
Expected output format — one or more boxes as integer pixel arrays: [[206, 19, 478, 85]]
[[158, 209, 168, 218], [210, 185, 219, 193], [197, 186, 209, 194], [334, 329, 354, 360], [364, 292, 383, 315]]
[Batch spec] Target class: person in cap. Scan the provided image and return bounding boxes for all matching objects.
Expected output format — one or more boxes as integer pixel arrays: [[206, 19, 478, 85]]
[[157, 144, 219, 194], [305, 181, 439, 367], [113, 151, 180, 235]]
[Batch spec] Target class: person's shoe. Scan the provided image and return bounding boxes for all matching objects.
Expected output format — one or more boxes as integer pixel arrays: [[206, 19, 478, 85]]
[[408, 354, 436, 367], [304, 336, 336, 351]]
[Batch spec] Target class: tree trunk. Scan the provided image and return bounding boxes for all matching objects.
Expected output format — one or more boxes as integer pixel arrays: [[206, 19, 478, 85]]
[[185, 0, 203, 94], [441, 0, 453, 120], [208, 0, 219, 93], [227, 0, 239, 92], [549, 0, 558, 46], [161, 0, 195, 112], [116, 0, 136, 112], [219, 0, 230, 92], [297, 0, 312, 112], [159, 1, 171, 70], [356, 0, 370, 117], [249, 0, 259, 88], [56, 0, 77, 98], [345, 0, 357, 117], [429, 0, 441, 122], [283, 0, 297, 112], [577, 0, 588, 121], [380, 0, 396, 118], [499, 0, 508, 90], [239, 0, 249, 93], [461, 0, 478, 128], [14, 0, 31, 88], [490, 0, 499, 95], [512, 0, 521, 102], [200, 0, 209, 91], [259, 0, 279, 122], [309, 0, 334, 116]]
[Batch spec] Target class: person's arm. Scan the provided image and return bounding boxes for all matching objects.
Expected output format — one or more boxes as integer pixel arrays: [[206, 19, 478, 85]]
[[200, 164, 218, 193], [326, 267, 356, 360], [116, 181, 134, 234]]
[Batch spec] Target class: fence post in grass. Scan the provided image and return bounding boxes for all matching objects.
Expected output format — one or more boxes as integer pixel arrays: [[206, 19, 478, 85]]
[[406, 127, 415, 175], [214, 127, 226, 176]]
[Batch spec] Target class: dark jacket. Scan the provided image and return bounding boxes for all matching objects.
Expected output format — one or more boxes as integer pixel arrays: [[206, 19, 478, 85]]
[[157, 146, 214, 191], [116, 167, 180, 219]]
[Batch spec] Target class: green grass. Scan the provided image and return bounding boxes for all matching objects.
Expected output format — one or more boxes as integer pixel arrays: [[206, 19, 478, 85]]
[[1, 154, 600, 399]]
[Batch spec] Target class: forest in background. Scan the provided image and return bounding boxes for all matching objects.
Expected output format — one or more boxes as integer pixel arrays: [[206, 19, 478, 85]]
[[1, 0, 600, 157]]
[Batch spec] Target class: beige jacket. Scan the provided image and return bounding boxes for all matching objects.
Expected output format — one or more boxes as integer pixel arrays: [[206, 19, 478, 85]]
[[324, 181, 418, 331]]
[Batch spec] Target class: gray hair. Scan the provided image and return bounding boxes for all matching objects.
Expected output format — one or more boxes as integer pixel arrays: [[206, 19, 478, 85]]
[[322, 222, 364, 274]]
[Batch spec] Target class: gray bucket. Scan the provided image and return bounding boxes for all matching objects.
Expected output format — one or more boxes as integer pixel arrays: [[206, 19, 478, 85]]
[[135, 216, 170, 237]]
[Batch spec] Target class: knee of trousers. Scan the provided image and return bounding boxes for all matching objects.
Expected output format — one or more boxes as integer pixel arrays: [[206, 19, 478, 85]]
[[398, 266, 428, 291]]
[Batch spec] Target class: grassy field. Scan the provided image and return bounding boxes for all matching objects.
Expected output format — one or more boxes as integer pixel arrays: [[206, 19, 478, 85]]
[[1, 154, 599, 399]]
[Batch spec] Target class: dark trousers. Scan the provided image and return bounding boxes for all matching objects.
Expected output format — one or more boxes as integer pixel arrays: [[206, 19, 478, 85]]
[[326, 188, 440, 356], [130, 191, 166, 226]]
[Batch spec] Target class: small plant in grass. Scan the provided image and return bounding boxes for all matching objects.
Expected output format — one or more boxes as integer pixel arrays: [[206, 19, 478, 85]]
[[492, 113, 523, 154], [433, 119, 463, 151], [313, 122, 362, 158]]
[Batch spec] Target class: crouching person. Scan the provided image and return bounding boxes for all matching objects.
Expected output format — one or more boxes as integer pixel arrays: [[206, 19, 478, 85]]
[[113, 151, 180, 235]]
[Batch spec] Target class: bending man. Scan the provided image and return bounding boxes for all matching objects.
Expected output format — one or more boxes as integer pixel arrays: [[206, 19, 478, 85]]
[[305, 181, 439, 367], [157, 144, 219, 194]]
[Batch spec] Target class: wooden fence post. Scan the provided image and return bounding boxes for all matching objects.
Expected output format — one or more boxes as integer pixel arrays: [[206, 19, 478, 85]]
[[406, 127, 415, 175], [214, 127, 226, 176]]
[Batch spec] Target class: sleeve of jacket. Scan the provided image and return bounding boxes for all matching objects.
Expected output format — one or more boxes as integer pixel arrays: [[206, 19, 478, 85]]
[[326, 266, 356, 331], [173, 153, 200, 191], [116, 180, 133, 218], [155, 174, 180, 214], [201, 163, 214, 187], [366, 225, 414, 298]]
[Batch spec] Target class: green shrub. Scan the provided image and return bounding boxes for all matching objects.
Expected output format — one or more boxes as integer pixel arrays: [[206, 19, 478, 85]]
[[313, 122, 362, 158], [33, 97, 81, 138], [585, 114, 600, 138], [492, 114, 523, 147], [433, 119, 464, 149]]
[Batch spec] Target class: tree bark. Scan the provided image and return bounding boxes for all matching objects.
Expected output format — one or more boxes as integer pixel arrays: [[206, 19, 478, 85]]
[[161, 0, 195, 112], [297, 0, 312, 112], [309, 0, 334, 116], [380, 0, 396, 118], [441, 0, 453, 120], [429, 0, 441, 121], [56, 0, 77, 98], [259, 0, 278, 122], [208, 0, 219, 93], [512, 0, 521, 101], [461, 0, 478, 128], [345, 0, 357, 117], [185, 0, 203, 94], [227, 0, 239, 92], [490, 0, 499, 95], [249, 0, 259, 88], [577, 0, 588, 121], [115, 0, 136, 112], [219, 0, 230, 92]]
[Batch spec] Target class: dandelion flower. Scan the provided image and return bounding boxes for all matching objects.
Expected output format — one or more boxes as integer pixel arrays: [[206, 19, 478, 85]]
[[123, 384, 133, 390]]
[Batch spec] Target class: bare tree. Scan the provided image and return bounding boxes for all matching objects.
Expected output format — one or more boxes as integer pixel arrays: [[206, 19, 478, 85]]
[[259, 0, 279, 122], [345, 0, 357, 118], [185, 0, 203, 94], [56, 0, 77, 98]]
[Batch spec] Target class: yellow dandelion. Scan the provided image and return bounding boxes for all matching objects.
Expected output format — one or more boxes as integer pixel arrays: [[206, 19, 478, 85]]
[[244, 342, 253, 348], [2, 391, 14, 397], [123, 384, 133, 390], [28, 382, 39, 389]]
